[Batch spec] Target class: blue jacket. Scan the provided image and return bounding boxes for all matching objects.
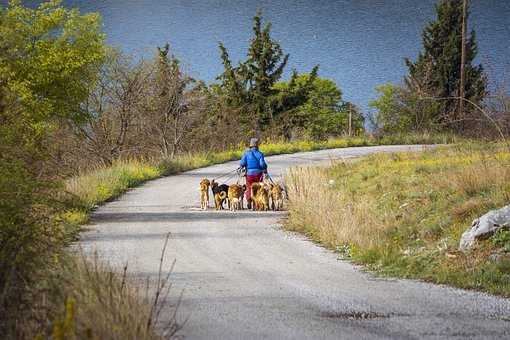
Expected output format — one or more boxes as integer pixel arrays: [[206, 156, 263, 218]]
[[240, 148, 267, 175]]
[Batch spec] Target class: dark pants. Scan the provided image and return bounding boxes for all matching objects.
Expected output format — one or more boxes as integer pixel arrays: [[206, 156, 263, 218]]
[[245, 173, 264, 201]]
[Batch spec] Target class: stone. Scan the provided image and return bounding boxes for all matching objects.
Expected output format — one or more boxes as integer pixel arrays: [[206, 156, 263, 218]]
[[459, 205, 510, 251]]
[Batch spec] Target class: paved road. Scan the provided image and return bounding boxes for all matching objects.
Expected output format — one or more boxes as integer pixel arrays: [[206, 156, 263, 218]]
[[81, 145, 510, 339]]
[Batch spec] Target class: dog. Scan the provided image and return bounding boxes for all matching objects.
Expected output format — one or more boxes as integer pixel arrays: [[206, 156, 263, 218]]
[[270, 183, 284, 211], [199, 178, 210, 210], [251, 182, 270, 211], [211, 180, 229, 210], [228, 184, 245, 212], [240, 184, 246, 210]]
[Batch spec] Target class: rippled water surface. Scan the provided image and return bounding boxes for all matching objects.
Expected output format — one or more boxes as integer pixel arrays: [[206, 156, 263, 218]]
[[8, 1, 510, 109]]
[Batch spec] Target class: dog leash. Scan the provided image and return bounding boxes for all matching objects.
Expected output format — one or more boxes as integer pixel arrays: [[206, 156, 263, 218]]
[[265, 173, 276, 184], [212, 168, 238, 182], [222, 172, 237, 183]]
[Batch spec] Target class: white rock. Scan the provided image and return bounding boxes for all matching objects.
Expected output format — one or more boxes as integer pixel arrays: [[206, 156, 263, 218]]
[[459, 205, 510, 251]]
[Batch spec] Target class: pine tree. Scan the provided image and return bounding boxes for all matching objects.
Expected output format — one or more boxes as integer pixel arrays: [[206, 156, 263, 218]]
[[217, 11, 291, 133], [405, 0, 486, 129], [246, 12, 289, 129]]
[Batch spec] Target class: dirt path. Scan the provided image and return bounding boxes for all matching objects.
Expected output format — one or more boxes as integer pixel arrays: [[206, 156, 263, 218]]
[[81, 145, 510, 339]]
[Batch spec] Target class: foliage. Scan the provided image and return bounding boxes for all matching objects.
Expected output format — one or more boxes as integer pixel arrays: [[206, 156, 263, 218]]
[[274, 73, 364, 139], [372, 0, 487, 135], [406, 0, 486, 128], [217, 11, 318, 134], [75, 49, 151, 164], [285, 143, 510, 296], [148, 44, 205, 158], [0, 0, 105, 336], [71, 45, 209, 167], [0, 0, 105, 125], [370, 83, 440, 133]]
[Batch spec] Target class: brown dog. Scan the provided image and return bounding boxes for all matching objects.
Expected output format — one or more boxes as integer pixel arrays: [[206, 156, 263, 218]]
[[211, 180, 229, 210], [228, 184, 245, 212], [199, 178, 210, 210], [251, 182, 270, 211], [270, 183, 284, 211]]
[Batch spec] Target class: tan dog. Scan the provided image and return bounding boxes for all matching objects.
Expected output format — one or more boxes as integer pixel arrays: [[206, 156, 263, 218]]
[[214, 191, 227, 210], [199, 179, 210, 210], [228, 184, 245, 212], [251, 182, 270, 211], [270, 183, 284, 211]]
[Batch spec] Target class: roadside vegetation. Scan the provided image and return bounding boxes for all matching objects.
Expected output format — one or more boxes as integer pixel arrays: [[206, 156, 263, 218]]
[[1, 0, 508, 338], [285, 143, 510, 296], [33, 253, 179, 340], [65, 133, 450, 228], [285, 0, 510, 297]]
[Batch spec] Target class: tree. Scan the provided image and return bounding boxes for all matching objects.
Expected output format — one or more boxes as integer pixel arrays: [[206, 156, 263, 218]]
[[274, 73, 364, 140], [0, 0, 105, 334], [404, 0, 486, 130], [369, 83, 440, 133], [79, 50, 151, 164], [217, 11, 317, 134], [148, 43, 204, 158], [0, 0, 105, 125]]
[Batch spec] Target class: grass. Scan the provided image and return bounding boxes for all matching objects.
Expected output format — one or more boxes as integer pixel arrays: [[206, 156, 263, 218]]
[[64, 133, 454, 229], [284, 142, 510, 296], [34, 250, 180, 340]]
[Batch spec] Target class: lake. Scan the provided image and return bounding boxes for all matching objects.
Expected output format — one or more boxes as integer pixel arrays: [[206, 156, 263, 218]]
[[6, 0, 510, 111]]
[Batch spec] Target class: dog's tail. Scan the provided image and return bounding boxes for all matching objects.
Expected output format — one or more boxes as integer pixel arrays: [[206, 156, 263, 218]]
[[251, 182, 261, 197], [219, 191, 227, 200]]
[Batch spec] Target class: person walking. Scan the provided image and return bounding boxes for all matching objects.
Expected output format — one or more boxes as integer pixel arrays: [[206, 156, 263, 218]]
[[239, 138, 267, 209]]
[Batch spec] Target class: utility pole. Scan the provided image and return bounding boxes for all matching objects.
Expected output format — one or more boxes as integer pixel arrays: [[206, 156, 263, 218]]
[[348, 104, 352, 137], [459, 0, 468, 124]]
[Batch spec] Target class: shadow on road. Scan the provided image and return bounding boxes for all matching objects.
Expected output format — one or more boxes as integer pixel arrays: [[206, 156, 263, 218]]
[[91, 211, 284, 223]]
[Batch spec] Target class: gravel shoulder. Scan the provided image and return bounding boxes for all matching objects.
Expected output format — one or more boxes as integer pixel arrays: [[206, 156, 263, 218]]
[[81, 145, 510, 339]]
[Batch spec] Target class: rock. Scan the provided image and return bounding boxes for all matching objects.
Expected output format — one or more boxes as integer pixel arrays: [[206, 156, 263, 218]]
[[459, 205, 510, 251]]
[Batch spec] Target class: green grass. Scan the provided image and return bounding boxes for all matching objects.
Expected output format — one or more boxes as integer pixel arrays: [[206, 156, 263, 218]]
[[284, 142, 510, 296]]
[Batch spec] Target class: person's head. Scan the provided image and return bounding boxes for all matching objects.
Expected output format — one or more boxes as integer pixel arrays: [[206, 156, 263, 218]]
[[249, 137, 259, 149]]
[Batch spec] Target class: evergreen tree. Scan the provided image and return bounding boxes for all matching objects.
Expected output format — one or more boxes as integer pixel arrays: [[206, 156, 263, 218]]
[[218, 11, 316, 134], [405, 0, 486, 129], [246, 13, 289, 129]]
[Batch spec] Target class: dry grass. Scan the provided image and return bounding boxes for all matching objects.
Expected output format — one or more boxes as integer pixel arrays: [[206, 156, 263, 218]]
[[284, 143, 510, 296], [286, 165, 385, 248], [36, 242, 181, 339]]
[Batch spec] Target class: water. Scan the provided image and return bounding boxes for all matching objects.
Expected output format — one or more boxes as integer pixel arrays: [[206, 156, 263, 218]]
[[5, 1, 510, 111]]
